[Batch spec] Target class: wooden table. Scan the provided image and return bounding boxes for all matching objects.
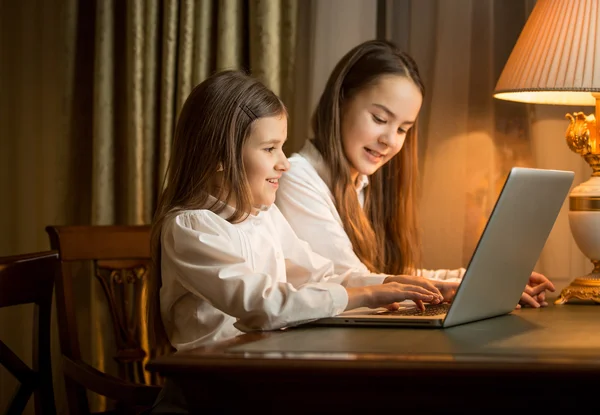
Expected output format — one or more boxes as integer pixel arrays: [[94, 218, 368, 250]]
[[146, 302, 600, 412]]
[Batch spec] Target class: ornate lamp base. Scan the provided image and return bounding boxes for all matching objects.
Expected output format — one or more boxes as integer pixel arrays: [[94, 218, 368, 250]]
[[555, 262, 600, 304]]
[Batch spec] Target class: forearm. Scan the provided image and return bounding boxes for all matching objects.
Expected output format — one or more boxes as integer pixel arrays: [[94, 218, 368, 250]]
[[233, 281, 349, 331], [416, 267, 466, 281], [335, 272, 387, 288]]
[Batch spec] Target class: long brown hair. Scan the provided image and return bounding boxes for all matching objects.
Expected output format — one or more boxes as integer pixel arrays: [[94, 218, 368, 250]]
[[312, 40, 424, 275], [148, 70, 286, 348]]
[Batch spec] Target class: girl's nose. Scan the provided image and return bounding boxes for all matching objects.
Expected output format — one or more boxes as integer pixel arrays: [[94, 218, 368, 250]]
[[378, 130, 397, 148], [276, 153, 290, 172]]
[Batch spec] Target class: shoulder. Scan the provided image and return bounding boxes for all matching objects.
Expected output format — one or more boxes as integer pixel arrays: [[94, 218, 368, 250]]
[[280, 153, 331, 197], [285, 152, 321, 182], [163, 209, 236, 241], [160, 209, 246, 261]]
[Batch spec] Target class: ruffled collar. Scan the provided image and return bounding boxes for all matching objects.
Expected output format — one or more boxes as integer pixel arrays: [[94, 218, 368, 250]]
[[203, 193, 270, 223]]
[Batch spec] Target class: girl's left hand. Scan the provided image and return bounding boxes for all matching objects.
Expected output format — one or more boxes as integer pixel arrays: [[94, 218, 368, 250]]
[[516, 271, 555, 309], [433, 280, 459, 303]]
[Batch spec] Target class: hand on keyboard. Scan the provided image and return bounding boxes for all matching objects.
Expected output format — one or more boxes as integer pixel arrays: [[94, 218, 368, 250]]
[[432, 280, 459, 303], [378, 303, 451, 316]]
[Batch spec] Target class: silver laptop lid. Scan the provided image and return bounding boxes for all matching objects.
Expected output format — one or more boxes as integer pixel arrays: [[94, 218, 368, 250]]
[[443, 167, 574, 327]]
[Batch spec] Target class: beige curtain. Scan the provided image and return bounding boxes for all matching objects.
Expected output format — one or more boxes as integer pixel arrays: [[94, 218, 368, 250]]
[[87, 0, 297, 226], [386, 0, 590, 290], [0, 0, 298, 413]]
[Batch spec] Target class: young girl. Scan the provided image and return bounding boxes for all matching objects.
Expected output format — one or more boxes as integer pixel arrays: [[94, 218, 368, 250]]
[[276, 40, 554, 308], [149, 70, 443, 352]]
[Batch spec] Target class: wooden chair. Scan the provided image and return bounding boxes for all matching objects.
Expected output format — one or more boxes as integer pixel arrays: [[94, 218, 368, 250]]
[[0, 251, 58, 415], [45, 225, 165, 415]]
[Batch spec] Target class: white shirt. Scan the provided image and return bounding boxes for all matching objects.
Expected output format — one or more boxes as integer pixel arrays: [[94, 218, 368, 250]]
[[276, 140, 466, 282], [159, 196, 386, 351]]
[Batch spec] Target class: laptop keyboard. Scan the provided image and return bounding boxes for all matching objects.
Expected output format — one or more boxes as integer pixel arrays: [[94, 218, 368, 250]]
[[378, 303, 451, 317]]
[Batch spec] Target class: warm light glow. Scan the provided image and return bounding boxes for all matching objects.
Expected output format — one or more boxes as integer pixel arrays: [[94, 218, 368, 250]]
[[494, 0, 600, 105], [493, 91, 597, 106]]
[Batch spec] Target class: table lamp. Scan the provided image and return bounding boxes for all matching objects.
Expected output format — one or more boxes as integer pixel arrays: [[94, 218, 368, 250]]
[[493, 0, 600, 304]]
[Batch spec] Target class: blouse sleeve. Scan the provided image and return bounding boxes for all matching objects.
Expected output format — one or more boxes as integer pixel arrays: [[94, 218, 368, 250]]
[[270, 206, 387, 288], [415, 267, 466, 282], [162, 212, 349, 331]]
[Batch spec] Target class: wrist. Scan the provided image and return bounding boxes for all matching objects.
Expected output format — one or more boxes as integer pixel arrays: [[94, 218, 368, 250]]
[[384, 275, 412, 285], [345, 286, 373, 310]]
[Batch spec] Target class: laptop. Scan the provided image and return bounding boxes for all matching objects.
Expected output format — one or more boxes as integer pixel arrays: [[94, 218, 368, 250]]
[[313, 167, 574, 329]]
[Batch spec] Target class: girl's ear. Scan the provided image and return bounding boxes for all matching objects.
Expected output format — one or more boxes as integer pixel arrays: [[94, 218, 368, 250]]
[[216, 162, 224, 172]]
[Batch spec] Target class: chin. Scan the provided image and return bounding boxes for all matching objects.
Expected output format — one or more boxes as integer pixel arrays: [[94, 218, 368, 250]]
[[353, 158, 382, 176], [356, 165, 380, 177], [256, 200, 274, 208]]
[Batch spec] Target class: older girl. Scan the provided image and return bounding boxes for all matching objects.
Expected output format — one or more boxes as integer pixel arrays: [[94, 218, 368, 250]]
[[276, 40, 554, 308]]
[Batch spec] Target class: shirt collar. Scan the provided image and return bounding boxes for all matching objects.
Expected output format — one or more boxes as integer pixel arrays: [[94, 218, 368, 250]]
[[298, 139, 369, 193], [355, 173, 369, 193], [203, 193, 269, 222]]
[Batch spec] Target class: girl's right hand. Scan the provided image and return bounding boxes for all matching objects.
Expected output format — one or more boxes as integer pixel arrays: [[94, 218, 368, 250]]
[[383, 274, 442, 298], [345, 283, 442, 311]]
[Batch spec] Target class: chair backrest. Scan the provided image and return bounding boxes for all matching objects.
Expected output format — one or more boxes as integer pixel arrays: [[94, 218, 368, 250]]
[[0, 251, 58, 415], [45, 225, 163, 414]]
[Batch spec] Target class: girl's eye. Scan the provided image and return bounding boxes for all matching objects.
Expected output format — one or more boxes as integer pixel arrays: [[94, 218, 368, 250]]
[[397, 128, 407, 135], [372, 114, 386, 124], [265, 147, 276, 153]]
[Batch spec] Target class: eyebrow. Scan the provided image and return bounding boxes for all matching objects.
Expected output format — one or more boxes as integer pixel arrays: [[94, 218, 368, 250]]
[[372, 103, 415, 125], [260, 138, 287, 145]]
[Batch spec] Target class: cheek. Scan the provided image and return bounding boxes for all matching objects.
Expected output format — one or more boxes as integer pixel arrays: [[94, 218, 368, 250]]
[[395, 136, 407, 152], [244, 160, 263, 185], [387, 136, 407, 160], [343, 118, 371, 151], [247, 160, 271, 188]]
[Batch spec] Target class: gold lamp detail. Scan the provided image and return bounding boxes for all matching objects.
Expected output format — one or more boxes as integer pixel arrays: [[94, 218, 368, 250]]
[[493, 0, 600, 304]]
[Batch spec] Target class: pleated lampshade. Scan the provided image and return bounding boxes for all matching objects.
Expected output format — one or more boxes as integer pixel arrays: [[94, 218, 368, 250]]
[[494, 0, 600, 106]]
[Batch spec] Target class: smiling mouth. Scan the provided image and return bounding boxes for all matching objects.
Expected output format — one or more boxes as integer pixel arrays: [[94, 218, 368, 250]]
[[266, 178, 279, 184], [364, 147, 384, 159]]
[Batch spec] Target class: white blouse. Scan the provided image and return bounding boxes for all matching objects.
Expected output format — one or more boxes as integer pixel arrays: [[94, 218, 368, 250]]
[[276, 140, 466, 282], [159, 196, 386, 351]]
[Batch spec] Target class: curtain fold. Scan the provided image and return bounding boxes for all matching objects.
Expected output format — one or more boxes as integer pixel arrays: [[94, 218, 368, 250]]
[[93, 0, 115, 226], [251, 0, 281, 93], [217, 0, 244, 70], [159, 1, 179, 186], [126, 0, 146, 226], [142, 0, 160, 223], [193, 0, 214, 84]]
